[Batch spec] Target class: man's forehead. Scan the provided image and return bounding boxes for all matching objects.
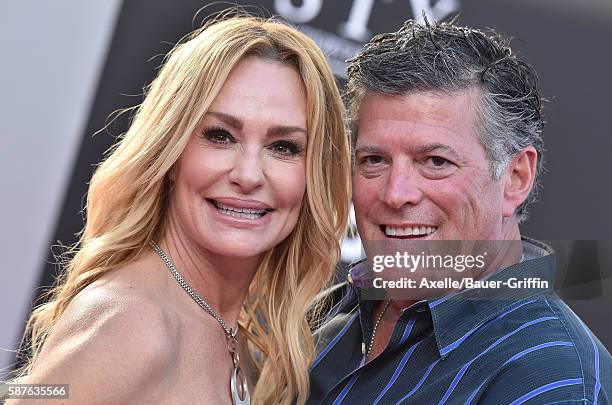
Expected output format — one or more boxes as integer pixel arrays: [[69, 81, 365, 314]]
[[358, 88, 481, 122], [355, 89, 482, 149]]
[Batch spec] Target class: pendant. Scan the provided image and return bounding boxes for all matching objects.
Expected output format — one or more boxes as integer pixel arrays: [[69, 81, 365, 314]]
[[228, 333, 250, 405], [231, 364, 250, 405]]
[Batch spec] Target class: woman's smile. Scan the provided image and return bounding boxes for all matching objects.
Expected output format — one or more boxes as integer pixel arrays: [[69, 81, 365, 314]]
[[206, 197, 273, 227]]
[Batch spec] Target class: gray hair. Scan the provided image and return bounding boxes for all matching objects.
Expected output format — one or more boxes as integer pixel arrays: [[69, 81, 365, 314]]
[[346, 19, 545, 221]]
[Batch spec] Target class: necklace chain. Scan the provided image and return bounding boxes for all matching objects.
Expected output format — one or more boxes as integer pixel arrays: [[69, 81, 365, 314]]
[[151, 242, 236, 339], [365, 298, 392, 359], [151, 242, 250, 404]]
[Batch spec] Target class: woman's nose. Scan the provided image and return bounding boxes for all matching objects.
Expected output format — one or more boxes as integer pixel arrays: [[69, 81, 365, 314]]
[[228, 148, 265, 193]]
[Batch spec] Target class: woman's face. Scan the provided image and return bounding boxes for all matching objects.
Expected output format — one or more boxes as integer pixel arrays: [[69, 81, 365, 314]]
[[168, 56, 308, 260]]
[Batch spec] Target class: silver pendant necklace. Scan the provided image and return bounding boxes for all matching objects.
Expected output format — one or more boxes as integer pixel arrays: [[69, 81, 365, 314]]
[[151, 242, 250, 405]]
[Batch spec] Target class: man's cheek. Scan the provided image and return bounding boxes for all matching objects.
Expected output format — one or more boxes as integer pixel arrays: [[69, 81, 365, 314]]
[[353, 187, 374, 212]]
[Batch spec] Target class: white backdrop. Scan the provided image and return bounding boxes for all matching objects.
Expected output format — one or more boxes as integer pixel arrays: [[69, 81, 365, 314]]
[[0, 0, 122, 373]]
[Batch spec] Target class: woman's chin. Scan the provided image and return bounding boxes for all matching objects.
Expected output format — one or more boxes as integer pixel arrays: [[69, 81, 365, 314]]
[[201, 238, 270, 261], [195, 217, 295, 261]]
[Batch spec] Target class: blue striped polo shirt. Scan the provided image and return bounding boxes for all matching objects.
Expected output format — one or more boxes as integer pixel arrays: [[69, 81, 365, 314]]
[[308, 239, 611, 404]]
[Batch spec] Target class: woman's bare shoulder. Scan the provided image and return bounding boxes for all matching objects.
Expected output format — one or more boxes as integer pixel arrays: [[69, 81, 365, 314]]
[[20, 260, 178, 403]]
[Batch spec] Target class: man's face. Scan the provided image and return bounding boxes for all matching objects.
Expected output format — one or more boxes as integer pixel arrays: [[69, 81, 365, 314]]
[[353, 89, 507, 242]]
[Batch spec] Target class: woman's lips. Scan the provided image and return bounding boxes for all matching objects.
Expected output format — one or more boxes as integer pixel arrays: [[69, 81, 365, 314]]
[[207, 199, 273, 227]]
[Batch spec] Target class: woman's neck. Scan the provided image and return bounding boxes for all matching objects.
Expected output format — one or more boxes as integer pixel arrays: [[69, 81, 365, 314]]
[[158, 224, 262, 327]]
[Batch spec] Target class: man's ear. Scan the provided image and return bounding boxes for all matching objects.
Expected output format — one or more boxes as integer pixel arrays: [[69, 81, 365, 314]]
[[502, 146, 538, 217]]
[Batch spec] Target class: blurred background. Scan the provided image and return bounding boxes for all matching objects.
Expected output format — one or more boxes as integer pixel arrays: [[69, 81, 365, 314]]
[[2, 0, 611, 374]]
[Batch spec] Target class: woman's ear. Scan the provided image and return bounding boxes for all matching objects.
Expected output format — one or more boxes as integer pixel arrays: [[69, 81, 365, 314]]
[[168, 165, 177, 185], [502, 146, 538, 217]]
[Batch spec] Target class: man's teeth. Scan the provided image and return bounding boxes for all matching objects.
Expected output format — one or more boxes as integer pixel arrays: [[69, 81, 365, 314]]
[[384, 225, 437, 237], [215, 202, 267, 219]]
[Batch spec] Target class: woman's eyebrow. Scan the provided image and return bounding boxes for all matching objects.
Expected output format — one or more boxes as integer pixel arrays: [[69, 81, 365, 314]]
[[206, 111, 242, 130], [207, 110, 306, 137], [266, 126, 307, 137]]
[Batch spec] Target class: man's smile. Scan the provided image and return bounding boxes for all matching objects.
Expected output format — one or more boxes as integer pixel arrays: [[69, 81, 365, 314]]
[[380, 224, 438, 239]]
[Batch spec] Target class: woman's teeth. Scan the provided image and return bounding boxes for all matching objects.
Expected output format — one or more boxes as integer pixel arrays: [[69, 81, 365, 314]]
[[214, 201, 267, 219], [384, 225, 437, 237]]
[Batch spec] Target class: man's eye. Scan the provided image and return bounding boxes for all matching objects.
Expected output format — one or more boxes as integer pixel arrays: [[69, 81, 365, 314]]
[[202, 127, 234, 144], [427, 156, 452, 167], [360, 155, 384, 165], [420, 156, 458, 179], [269, 141, 304, 157]]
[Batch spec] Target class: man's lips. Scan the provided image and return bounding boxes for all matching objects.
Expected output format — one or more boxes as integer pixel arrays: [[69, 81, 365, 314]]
[[379, 224, 438, 239]]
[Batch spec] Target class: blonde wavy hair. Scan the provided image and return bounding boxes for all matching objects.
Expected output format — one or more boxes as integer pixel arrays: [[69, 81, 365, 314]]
[[19, 15, 350, 404]]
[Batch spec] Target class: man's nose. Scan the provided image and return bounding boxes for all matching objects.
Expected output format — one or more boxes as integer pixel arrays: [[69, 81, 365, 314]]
[[228, 148, 265, 193], [381, 163, 424, 209]]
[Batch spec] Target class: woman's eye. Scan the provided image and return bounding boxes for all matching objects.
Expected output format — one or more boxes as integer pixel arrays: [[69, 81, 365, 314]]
[[202, 127, 234, 144], [270, 141, 304, 157]]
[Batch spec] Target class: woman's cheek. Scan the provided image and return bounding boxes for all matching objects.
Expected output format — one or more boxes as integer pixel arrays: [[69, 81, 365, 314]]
[[196, 148, 238, 175], [268, 160, 306, 209]]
